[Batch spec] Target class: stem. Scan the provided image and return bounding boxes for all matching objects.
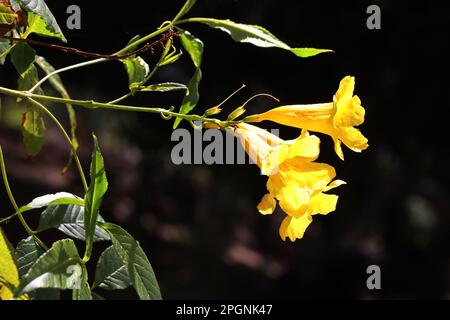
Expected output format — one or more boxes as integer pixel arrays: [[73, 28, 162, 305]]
[[0, 145, 48, 250], [0, 86, 234, 126], [108, 92, 132, 105], [27, 25, 172, 94], [29, 58, 106, 94], [25, 98, 88, 192]]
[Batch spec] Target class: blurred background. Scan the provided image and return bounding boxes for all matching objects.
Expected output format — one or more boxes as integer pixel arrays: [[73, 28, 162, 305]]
[[1, 0, 449, 299]]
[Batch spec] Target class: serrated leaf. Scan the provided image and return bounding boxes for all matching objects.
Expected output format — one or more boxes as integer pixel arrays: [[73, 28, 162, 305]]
[[15, 192, 83, 216], [16, 237, 43, 278], [16, 0, 66, 42], [15, 237, 59, 300], [94, 246, 131, 290], [23, 12, 66, 42], [140, 82, 187, 92], [38, 204, 110, 242], [123, 56, 149, 91], [10, 42, 36, 77], [192, 18, 332, 58], [83, 135, 108, 259], [14, 239, 81, 297], [0, 227, 19, 300], [173, 68, 202, 129], [173, 0, 197, 22], [72, 265, 92, 300], [25, 192, 83, 210], [291, 47, 333, 58], [99, 223, 161, 300], [180, 30, 203, 68]]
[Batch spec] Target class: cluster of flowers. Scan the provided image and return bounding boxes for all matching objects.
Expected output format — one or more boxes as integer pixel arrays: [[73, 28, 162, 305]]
[[233, 76, 368, 242]]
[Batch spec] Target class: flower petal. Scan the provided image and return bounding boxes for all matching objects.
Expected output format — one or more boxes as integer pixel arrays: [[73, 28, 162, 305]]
[[308, 193, 339, 215], [339, 127, 369, 153], [334, 76, 355, 102], [257, 194, 276, 215], [278, 184, 310, 218], [334, 95, 365, 128], [279, 215, 313, 242]]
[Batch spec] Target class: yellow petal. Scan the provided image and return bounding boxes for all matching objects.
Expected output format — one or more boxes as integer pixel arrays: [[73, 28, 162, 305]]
[[333, 138, 345, 160], [282, 161, 336, 191], [323, 179, 347, 192], [339, 127, 369, 153], [279, 215, 313, 242], [334, 95, 365, 128], [257, 194, 276, 215], [308, 193, 339, 215], [335, 76, 355, 102], [278, 184, 310, 218]]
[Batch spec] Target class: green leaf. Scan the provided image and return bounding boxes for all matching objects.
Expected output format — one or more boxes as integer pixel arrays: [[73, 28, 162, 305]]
[[99, 223, 161, 300], [15, 237, 60, 300], [0, 39, 11, 65], [140, 82, 187, 92], [94, 246, 131, 290], [14, 239, 82, 297], [22, 105, 46, 157], [10, 42, 36, 77], [17, 63, 43, 94], [180, 30, 203, 68], [173, 68, 202, 129], [38, 204, 110, 242], [72, 265, 92, 300], [192, 18, 332, 58], [290, 47, 333, 58], [17, 0, 66, 42], [23, 192, 84, 210], [16, 237, 43, 278], [173, 0, 197, 22], [0, 227, 19, 300], [83, 135, 108, 260], [122, 56, 150, 91]]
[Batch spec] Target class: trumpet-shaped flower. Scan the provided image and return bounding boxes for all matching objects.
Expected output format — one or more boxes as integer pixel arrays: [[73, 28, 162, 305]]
[[233, 123, 345, 242], [248, 76, 368, 160]]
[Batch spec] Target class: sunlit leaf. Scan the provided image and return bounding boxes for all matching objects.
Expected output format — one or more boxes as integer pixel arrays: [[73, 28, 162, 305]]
[[16, 0, 66, 42], [173, 0, 197, 22], [140, 82, 187, 92], [180, 30, 203, 68], [0, 227, 19, 300], [191, 18, 332, 58], [173, 68, 202, 129], [83, 135, 108, 259], [123, 56, 150, 91], [38, 204, 110, 242], [15, 239, 81, 297]]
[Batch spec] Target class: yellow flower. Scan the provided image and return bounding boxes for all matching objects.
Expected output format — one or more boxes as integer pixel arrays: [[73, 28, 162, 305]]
[[233, 124, 345, 242], [249, 76, 368, 160]]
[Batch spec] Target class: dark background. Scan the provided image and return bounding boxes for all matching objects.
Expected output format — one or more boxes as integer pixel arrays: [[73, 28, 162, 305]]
[[1, 0, 449, 299]]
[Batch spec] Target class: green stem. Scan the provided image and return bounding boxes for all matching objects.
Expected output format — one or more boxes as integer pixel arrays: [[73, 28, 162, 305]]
[[107, 92, 132, 105], [0, 145, 48, 250], [0, 86, 239, 127], [25, 98, 88, 192]]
